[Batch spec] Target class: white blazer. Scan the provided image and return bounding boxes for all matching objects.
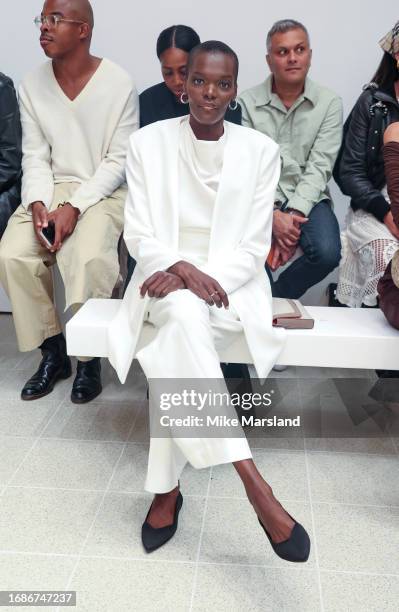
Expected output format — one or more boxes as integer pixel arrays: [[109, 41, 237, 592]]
[[108, 117, 285, 383]]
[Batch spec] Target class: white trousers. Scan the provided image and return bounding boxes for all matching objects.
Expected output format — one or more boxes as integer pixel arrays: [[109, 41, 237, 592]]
[[136, 289, 252, 493]]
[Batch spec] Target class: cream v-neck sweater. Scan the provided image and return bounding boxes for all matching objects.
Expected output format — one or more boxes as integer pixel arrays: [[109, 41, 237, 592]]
[[18, 58, 139, 213]]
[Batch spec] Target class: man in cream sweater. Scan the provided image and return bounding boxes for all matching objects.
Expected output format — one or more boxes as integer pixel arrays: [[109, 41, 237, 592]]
[[0, 0, 139, 402]]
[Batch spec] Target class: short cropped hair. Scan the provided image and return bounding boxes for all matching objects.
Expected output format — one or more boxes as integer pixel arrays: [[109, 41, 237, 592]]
[[156, 25, 200, 59], [187, 40, 239, 82], [266, 19, 310, 52]]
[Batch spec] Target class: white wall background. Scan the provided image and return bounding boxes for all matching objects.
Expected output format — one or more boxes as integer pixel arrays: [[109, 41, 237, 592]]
[[0, 0, 397, 305]]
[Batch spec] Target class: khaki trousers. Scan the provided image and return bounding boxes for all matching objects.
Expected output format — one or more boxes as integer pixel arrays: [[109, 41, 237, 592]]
[[0, 183, 125, 351]]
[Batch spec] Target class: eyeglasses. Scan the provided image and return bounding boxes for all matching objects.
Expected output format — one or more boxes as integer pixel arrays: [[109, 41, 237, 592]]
[[34, 15, 86, 29]]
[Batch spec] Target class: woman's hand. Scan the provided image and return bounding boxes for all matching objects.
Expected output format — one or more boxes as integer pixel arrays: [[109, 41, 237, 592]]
[[167, 261, 229, 308], [383, 211, 399, 241], [140, 271, 185, 298]]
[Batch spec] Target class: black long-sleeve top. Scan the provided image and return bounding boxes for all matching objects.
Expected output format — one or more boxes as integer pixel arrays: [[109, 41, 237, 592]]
[[139, 81, 242, 128]]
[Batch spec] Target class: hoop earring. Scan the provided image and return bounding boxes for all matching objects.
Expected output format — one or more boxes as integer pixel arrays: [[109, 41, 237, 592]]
[[180, 92, 189, 104], [228, 99, 238, 111], [397, 58, 399, 70]]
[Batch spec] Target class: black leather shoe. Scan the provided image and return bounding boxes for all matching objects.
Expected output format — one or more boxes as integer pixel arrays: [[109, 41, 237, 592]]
[[21, 335, 72, 401], [142, 492, 183, 553], [71, 358, 102, 404], [258, 515, 310, 563]]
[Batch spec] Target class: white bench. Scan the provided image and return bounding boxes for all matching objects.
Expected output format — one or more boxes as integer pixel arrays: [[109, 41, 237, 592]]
[[66, 298, 399, 371]]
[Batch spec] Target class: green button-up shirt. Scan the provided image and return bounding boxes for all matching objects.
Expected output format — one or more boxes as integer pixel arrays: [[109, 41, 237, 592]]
[[238, 76, 343, 216]]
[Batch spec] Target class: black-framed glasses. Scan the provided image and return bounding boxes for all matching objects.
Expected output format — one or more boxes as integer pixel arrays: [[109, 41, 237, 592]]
[[34, 15, 86, 29]]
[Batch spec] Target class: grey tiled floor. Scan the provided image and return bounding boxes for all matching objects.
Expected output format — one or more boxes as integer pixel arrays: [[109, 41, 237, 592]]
[[0, 313, 398, 612]]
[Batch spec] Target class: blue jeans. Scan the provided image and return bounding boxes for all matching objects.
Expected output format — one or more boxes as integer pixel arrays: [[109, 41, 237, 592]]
[[268, 200, 341, 299]]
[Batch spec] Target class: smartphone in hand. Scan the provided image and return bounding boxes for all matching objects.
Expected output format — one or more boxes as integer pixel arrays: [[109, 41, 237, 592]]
[[39, 222, 56, 248]]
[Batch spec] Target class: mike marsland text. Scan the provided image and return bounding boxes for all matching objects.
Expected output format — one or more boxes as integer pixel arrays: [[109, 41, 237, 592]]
[[159, 415, 301, 428]]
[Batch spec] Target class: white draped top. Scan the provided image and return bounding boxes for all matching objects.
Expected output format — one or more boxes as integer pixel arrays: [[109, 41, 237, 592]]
[[178, 117, 226, 266]]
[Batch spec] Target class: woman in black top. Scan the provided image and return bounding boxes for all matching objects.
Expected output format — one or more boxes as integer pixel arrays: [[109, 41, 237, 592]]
[[126, 25, 242, 287], [139, 25, 242, 128], [334, 22, 399, 308]]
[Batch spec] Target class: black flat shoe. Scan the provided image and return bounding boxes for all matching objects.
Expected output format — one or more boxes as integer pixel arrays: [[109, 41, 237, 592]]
[[258, 515, 310, 563], [142, 492, 183, 553], [21, 335, 72, 401], [71, 358, 102, 404]]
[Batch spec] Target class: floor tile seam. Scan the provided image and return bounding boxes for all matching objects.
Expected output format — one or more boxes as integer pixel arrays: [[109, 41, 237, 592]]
[[0, 436, 43, 497], [304, 448, 399, 459], [3, 397, 73, 489], [60, 410, 141, 594], [4, 484, 398, 510], [318, 568, 399, 578], [36, 437, 149, 445], [105, 490, 207, 500], [299, 382, 323, 605], [13, 359, 36, 371], [30, 437, 127, 447], [0, 359, 30, 365], [0, 549, 315, 572], [7, 433, 396, 459], [12, 436, 390, 452], [33, 437, 147, 445], [0, 549, 398, 578], [2, 485, 209, 499], [194, 559, 315, 572], [74, 398, 148, 406], [37, 396, 70, 437], [248, 442, 305, 449], [201, 494, 310, 503], [5, 485, 114, 494], [242, 446, 307, 455], [0, 435, 40, 441], [12, 344, 43, 369], [308, 500, 399, 510], [0, 549, 79, 558], [127, 442, 307, 453], [0, 549, 196, 566], [188, 466, 213, 612], [0, 365, 30, 374], [304, 445, 325, 612]]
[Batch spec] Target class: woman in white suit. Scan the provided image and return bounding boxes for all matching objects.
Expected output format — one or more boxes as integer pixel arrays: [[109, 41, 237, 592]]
[[109, 41, 310, 562]]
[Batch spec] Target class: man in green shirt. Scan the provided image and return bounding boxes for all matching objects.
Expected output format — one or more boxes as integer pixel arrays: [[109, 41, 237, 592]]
[[238, 19, 343, 298]]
